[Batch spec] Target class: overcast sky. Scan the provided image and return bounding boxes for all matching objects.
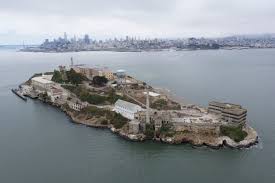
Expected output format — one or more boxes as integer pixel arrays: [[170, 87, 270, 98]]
[[0, 0, 275, 44]]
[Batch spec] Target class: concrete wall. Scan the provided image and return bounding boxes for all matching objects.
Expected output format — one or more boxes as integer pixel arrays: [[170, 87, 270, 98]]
[[173, 122, 221, 135]]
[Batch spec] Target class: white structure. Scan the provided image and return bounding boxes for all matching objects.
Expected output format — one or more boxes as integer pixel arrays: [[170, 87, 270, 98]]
[[143, 91, 160, 97], [31, 75, 53, 92], [114, 99, 143, 120], [67, 100, 88, 111]]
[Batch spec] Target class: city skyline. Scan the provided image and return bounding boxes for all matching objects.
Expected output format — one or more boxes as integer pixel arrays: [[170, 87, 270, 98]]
[[1, 0, 275, 44]]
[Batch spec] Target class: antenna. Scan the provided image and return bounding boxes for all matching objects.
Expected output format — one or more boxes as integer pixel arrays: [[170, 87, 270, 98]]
[[70, 57, 74, 67]]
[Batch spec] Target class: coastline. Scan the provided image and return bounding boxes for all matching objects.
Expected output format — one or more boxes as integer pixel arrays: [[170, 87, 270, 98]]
[[38, 97, 258, 149], [19, 47, 275, 54]]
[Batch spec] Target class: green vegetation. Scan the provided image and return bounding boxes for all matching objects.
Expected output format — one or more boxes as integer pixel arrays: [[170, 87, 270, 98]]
[[220, 125, 248, 142], [151, 99, 181, 110], [67, 69, 87, 85], [159, 123, 175, 137], [151, 99, 167, 110], [92, 76, 108, 87], [51, 70, 63, 83], [52, 69, 87, 84], [62, 85, 136, 105], [83, 106, 128, 129], [145, 123, 155, 139], [110, 113, 128, 129]]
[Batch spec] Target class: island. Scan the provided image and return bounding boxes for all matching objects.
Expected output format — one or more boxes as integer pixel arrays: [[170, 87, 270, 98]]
[[15, 62, 258, 149]]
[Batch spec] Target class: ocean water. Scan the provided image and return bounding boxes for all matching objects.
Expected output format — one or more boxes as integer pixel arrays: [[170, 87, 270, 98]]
[[0, 47, 274, 183]]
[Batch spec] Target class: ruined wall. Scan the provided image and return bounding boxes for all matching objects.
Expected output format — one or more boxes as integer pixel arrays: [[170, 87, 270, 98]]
[[172, 122, 221, 136]]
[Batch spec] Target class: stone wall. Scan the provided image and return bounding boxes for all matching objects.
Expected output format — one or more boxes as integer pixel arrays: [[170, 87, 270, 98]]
[[172, 122, 221, 135]]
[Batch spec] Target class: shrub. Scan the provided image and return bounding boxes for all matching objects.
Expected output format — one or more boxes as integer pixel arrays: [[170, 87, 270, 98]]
[[220, 125, 248, 142], [82, 106, 128, 129], [101, 119, 108, 125], [145, 124, 155, 139], [51, 70, 64, 83], [109, 113, 128, 129], [92, 76, 108, 87], [66, 69, 87, 85]]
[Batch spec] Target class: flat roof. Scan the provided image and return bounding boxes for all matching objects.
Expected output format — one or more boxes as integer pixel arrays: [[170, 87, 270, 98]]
[[115, 99, 142, 112], [31, 76, 53, 84], [143, 91, 160, 97]]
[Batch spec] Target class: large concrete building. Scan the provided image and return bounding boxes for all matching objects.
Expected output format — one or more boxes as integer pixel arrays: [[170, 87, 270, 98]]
[[72, 66, 114, 80], [114, 99, 144, 120], [31, 75, 53, 92], [208, 101, 247, 125]]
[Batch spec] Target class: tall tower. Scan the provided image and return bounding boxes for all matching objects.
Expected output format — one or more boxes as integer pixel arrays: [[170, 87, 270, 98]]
[[146, 86, 150, 124], [70, 57, 74, 67], [64, 32, 68, 41]]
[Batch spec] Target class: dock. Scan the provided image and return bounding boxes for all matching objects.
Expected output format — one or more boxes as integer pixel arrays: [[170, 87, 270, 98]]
[[11, 89, 27, 101]]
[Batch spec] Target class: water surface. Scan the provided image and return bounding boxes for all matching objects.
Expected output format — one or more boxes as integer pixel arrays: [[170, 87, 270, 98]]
[[0, 48, 274, 183]]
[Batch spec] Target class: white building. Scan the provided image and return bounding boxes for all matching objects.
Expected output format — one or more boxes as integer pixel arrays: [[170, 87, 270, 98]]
[[31, 75, 53, 92], [114, 99, 144, 120], [67, 99, 88, 111]]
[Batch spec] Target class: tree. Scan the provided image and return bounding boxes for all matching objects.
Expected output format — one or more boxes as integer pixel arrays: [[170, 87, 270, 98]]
[[66, 69, 87, 85], [51, 70, 64, 83], [92, 76, 108, 87]]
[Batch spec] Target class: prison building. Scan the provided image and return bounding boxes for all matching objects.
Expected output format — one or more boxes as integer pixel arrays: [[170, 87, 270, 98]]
[[208, 101, 247, 124]]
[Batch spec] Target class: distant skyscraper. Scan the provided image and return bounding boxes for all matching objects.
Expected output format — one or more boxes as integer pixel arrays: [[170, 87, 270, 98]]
[[84, 34, 90, 44], [64, 32, 68, 41]]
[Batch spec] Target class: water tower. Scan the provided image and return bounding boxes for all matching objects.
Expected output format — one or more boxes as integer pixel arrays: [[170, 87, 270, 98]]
[[116, 69, 126, 85]]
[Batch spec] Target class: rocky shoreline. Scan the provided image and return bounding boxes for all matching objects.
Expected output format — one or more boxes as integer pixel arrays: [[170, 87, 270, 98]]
[[43, 98, 258, 149]]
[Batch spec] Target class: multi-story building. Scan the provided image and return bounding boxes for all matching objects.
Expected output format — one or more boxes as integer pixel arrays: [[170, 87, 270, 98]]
[[72, 66, 93, 79], [73, 66, 114, 80], [31, 75, 53, 92], [101, 68, 114, 80], [208, 101, 247, 125]]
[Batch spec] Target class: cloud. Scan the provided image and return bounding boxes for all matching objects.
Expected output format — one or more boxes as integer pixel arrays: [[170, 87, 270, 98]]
[[0, 0, 274, 44]]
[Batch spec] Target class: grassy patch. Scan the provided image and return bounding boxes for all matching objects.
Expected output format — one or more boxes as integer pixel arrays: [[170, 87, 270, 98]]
[[220, 125, 248, 142], [62, 85, 138, 105], [82, 106, 128, 129], [151, 99, 181, 110]]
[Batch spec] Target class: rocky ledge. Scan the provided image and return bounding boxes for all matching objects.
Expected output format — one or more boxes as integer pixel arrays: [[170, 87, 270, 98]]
[[62, 107, 257, 149], [160, 125, 258, 148], [35, 98, 259, 149]]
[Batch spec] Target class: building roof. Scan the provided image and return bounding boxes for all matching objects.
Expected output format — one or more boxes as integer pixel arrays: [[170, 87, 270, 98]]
[[209, 101, 246, 115], [31, 76, 53, 84], [143, 91, 160, 97], [209, 101, 242, 109], [115, 99, 143, 112], [50, 87, 63, 95], [223, 108, 247, 115]]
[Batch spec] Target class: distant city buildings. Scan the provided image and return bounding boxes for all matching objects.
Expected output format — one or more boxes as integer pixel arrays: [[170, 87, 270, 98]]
[[21, 33, 275, 53]]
